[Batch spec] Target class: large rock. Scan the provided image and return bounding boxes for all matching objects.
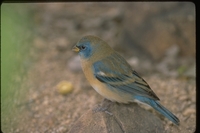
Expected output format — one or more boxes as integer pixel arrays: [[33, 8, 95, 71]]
[[69, 100, 164, 133], [119, 2, 195, 61]]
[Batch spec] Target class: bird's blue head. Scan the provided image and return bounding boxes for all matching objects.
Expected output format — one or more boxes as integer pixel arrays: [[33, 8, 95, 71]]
[[72, 36, 93, 59], [72, 35, 112, 60]]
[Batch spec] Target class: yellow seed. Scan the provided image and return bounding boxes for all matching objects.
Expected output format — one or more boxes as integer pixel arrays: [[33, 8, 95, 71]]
[[57, 81, 73, 95]]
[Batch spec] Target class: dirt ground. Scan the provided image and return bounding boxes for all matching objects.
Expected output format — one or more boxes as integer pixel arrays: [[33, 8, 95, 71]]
[[2, 3, 195, 133]]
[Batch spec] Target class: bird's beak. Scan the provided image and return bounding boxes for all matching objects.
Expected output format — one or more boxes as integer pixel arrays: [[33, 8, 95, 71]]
[[72, 45, 80, 52]]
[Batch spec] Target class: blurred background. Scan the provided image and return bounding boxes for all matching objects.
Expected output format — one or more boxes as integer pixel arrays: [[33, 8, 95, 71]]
[[1, 2, 195, 133]]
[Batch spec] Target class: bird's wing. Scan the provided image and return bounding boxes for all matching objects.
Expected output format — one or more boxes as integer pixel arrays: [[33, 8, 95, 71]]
[[92, 53, 159, 100]]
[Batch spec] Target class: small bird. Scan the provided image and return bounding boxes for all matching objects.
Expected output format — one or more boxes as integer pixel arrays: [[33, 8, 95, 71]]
[[72, 35, 180, 125]]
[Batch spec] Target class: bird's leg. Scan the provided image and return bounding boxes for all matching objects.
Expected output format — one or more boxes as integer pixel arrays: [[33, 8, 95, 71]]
[[92, 99, 113, 115]]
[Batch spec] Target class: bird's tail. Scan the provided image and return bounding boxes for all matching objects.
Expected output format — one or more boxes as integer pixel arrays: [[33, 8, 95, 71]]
[[135, 96, 180, 125]]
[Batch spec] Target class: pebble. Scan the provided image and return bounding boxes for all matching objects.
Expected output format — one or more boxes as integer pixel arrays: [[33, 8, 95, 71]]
[[183, 108, 196, 116], [179, 95, 189, 101], [127, 57, 139, 67], [165, 44, 180, 58], [57, 81, 73, 95], [67, 56, 82, 72], [183, 64, 196, 78]]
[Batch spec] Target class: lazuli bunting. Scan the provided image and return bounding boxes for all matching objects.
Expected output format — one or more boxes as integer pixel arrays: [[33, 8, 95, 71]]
[[72, 35, 180, 125]]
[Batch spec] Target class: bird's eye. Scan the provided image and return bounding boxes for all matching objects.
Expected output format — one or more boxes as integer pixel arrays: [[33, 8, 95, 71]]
[[81, 45, 86, 50]]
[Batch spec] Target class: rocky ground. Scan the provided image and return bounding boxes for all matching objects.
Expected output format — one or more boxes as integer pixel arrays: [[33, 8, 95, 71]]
[[2, 2, 195, 133]]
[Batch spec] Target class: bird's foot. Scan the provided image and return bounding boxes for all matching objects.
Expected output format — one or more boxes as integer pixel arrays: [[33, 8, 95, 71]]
[[93, 105, 108, 112], [92, 99, 113, 115]]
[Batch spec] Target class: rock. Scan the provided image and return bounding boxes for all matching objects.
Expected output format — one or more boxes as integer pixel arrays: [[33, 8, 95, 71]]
[[156, 45, 181, 77], [56, 81, 73, 95], [69, 100, 164, 133], [127, 57, 139, 67], [67, 56, 82, 72], [120, 2, 195, 61], [183, 108, 196, 116], [183, 64, 196, 78], [165, 45, 180, 58], [179, 95, 189, 101]]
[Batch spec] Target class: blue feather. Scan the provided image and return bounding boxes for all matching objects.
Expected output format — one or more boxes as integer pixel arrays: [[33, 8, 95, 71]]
[[135, 96, 180, 125], [93, 61, 159, 100]]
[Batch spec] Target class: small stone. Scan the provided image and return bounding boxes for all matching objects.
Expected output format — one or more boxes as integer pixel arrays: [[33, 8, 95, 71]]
[[183, 64, 196, 78], [165, 44, 180, 58], [67, 56, 82, 72], [57, 81, 73, 95], [179, 95, 189, 101], [127, 57, 139, 67], [183, 108, 196, 116]]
